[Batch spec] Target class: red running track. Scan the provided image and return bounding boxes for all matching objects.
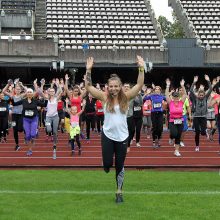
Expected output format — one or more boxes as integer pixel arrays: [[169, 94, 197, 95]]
[[0, 129, 220, 168]]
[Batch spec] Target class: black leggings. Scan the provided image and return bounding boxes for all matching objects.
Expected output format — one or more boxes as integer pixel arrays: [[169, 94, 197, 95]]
[[151, 112, 164, 141], [132, 117, 143, 143], [193, 117, 207, 146], [169, 122, 183, 145], [12, 114, 23, 145], [127, 116, 135, 147], [96, 115, 104, 133], [85, 114, 95, 139], [70, 134, 81, 151], [101, 132, 128, 190], [0, 115, 8, 139]]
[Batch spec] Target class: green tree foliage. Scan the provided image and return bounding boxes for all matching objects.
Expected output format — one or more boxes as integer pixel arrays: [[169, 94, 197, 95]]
[[158, 14, 185, 38]]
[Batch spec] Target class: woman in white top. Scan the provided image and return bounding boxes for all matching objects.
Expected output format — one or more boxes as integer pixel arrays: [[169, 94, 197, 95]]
[[40, 79, 62, 159], [84, 56, 145, 203]]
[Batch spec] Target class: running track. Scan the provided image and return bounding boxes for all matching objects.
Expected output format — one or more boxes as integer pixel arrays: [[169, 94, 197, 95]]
[[0, 129, 219, 168]]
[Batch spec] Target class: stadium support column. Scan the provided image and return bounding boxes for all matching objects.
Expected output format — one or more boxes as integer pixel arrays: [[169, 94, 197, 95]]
[[53, 35, 59, 57], [0, 0, 2, 36], [8, 34, 13, 55]]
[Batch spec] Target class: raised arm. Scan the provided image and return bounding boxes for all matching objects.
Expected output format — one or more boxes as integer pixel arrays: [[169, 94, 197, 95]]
[[204, 75, 212, 98], [190, 76, 198, 99], [64, 97, 71, 114], [180, 79, 187, 103], [84, 57, 106, 102], [125, 55, 145, 100], [55, 78, 63, 100], [2, 82, 13, 98], [35, 78, 47, 99], [64, 74, 72, 99], [165, 78, 171, 104]]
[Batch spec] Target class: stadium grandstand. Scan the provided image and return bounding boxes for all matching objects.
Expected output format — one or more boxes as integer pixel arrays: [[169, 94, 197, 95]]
[[169, 0, 220, 49], [0, 0, 219, 85]]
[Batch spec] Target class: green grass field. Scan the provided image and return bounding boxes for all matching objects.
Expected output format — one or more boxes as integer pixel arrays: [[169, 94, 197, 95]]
[[0, 170, 219, 220]]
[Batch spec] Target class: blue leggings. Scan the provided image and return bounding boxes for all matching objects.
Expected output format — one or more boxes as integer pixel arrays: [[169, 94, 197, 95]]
[[23, 116, 38, 141]]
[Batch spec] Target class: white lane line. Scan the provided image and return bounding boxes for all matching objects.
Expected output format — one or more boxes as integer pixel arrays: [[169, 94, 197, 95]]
[[0, 190, 219, 195], [0, 157, 220, 159], [0, 156, 220, 159]]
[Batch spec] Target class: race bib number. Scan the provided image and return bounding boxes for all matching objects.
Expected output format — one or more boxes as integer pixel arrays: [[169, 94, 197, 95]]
[[0, 107, 7, 112], [25, 110, 34, 117], [134, 106, 141, 111], [71, 122, 79, 128], [144, 110, 151, 114], [153, 103, 162, 108], [11, 121, 16, 127], [98, 109, 103, 113], [174, 119, 182, 125], [207, 108, 214, 112]]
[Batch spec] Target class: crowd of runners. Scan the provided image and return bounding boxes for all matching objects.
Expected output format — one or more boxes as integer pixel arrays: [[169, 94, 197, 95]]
[[0, 68, 220, 158], [1, 56, 220, 203]]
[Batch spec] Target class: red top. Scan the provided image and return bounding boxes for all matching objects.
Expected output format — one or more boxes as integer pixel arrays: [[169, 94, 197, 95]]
[[143, 100, 152, 116], [96, 100, 104, 116], [71, 96, 82, 113], [57, 100, 64, 111], [213, 94, 220, 115]]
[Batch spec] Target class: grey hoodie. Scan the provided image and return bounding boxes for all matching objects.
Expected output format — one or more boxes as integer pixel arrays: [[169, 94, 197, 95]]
[[190, 81, 212, 117]]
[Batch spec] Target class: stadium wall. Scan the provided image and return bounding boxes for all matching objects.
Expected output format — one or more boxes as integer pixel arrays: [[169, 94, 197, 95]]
[[0, 39, 220, 68]]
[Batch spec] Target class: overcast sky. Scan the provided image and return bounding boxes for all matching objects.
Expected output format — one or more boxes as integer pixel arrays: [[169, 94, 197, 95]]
[[150, 0, 173, 22]]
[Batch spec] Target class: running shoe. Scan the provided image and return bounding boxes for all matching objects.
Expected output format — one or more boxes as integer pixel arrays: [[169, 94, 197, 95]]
[[71, 150, 75, 156], [206, 130, 210, 140], [26, 150, 32, 156], [136, 143, 141, 148], [53, 149, 56, 160], [80, 133, 85, 139], [180, 141, 185, 147], [195, 147, 200, 152], [169, 138, 174, 145], [115, 193, 123, 203], [174, 150, 181, 157], [15, 145, 20, 151], [209, 134, 214, 142], [104, 167, 110, 173], [1, 137, 6, 143]]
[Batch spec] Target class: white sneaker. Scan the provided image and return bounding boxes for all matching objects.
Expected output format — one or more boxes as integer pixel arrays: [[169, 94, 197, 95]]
[[174, 150, 181, 157], [53, 149, 57, 159], [136, 143, 141, 148], [195, 147, 200, 152], [206, 130, 210, 140], [169, 139, 174, 145], [180, 141, 185, 147]]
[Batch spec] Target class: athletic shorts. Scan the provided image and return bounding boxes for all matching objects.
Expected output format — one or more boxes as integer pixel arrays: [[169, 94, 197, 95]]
[[58, 110, 65, 120], [206, 110, 215, 121]]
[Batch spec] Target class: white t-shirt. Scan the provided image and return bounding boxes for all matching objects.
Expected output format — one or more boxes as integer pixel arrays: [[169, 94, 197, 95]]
[[46, 98, 58, 117], [103, 104, 128, 141]]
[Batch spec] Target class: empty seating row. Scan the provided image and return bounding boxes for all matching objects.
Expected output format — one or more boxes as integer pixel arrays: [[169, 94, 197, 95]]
[[1, 0, 36, 13], [176, 0, 220, 48], [45, 0, 160, 49]]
